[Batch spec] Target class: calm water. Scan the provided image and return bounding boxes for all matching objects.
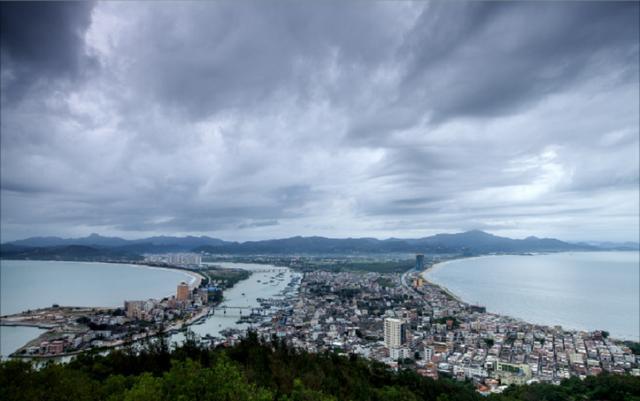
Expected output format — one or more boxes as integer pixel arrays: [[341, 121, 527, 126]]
[[0, 260, 197, 315], [0, 260, 197, 358], [0, 260, 298, 358], [423, 252, 639, 340], [171, 262, 300, 343]]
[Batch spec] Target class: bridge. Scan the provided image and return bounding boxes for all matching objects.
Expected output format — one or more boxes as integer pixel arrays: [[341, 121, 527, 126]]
[[213, 306, 253, 309], [211, 305, 265, 316], [246, 269, 286, 273]]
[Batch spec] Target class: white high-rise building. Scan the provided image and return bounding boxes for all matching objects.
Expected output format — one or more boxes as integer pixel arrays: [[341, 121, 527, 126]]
[[390, 347, 411, 360], [384, 317, 406, 349], [423, 346, 433, 361]]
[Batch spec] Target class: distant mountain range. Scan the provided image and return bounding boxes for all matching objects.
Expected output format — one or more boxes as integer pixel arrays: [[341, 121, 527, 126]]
[[6, 233, 227, 253], [0, 244, 144, 262], [2, 230, 635, 262]]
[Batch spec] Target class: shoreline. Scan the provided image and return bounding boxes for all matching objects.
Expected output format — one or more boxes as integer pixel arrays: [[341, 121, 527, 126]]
[[2, 261, 288, 359], [0, 260, 207, 359], [420, 256, 471, 304], [0, 259, 206, 310], [419, 252, 639, 342], [134, 263, 204, 290], [68, 259, 207, 291], [3, 300, 216, 360]]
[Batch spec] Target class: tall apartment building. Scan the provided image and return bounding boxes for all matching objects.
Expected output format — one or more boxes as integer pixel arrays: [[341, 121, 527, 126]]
[[124, 300, 144, 319], [177, 281, 190, 301], [415, 254, 425, 270], [168, 253, 202, 266], [384, 317, 406, 349], [423, 346, 433, 361]]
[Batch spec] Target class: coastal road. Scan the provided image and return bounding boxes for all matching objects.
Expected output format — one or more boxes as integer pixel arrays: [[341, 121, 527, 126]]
[[401, 268, 420, 296]]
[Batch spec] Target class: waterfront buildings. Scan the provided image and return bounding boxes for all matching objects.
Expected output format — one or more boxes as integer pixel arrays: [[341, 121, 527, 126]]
[[5, 257, 638, 391], [168, 253, 202, 266], [124, 300, 144, 319], [6, 276, 223, 358], [248, 267, 640, 393], [144, 253, 202, 266], [415, 254, 425, 270], [177, 282, 190, 301]]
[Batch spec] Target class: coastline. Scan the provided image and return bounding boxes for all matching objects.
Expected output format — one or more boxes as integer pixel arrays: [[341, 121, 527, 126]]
[[61, 259, 207, 291], [1, 260, 291, 359], [3, 295, 215, 360], [0, 260, 207, 359], [420, 252, 572, 299], [0, 259, 206, 307], [133, 263, 205, 290], [420, 252, 640, 342]]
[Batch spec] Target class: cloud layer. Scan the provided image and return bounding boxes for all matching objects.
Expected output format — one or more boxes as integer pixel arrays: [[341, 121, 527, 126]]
[[1, 1, 638, 242]]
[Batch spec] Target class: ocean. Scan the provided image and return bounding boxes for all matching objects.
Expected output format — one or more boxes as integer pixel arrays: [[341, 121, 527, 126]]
[[0, 259, 297, 358], [0, 260, 197, 316], [423, 251, 639, 340]]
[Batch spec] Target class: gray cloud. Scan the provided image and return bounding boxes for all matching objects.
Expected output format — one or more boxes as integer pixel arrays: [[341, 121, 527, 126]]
[[0, 1, 96, 102], [394, 2, 639, 125], [1, 1, 638, 243]]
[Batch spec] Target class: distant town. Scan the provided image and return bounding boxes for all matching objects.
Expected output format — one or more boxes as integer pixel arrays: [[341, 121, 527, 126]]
[[235, 254, 639, 395], [1, 251, 639, 396], [0, 254, 245, 358]]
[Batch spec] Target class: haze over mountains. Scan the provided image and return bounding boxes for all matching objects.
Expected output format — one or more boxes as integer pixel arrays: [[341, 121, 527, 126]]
[[6, 233, 227, 251], [2, 231, 637, 261]]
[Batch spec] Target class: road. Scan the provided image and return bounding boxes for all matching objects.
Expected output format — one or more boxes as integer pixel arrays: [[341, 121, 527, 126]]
[[401, 267, 420, 295]]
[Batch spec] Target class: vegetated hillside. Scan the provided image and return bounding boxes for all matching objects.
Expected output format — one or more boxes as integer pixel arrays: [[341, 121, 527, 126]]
[[7, 234, 229, 251], [0, 244, 143, 262], [1, 333, 638, 401], [4, 230, 595, 257], [7, 233, 132, 248], [194, 230, 593, 255], [409, 230, 593, 254], [197, 236, 392, 254]]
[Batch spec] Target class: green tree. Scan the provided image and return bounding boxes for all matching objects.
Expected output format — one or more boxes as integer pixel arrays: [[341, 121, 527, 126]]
[[124, 373, 163, 401]]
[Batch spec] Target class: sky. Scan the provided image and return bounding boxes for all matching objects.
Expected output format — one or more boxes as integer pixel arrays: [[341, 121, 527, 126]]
[[1, 1, 638, 243]]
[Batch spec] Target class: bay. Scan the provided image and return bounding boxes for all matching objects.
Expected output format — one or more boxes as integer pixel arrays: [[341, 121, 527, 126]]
[[0, 259, 298, 358], [0, 326, 47, 359], [0, 260, 198, 315], [423, 251, 639, 340], [0, 260, 197, 357]]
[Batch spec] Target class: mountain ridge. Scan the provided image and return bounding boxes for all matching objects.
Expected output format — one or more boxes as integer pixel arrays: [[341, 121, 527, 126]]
[[1, 230, 610, 256], [6, 233, 229, 250]]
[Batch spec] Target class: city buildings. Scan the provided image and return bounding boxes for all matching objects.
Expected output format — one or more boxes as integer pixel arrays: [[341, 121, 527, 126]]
[[177, 282, 190, 301], [124, 300, 144, 319], [144, 253, 202, 266], [415, 254, 425, 270], [168, 253, 202, 266], [384, 317, 406, 349], [248, 267, 640, 393]]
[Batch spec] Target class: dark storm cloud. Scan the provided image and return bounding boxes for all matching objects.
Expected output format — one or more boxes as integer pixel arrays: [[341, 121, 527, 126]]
[[385, 1, 639, 128], [0, 1, 638, 242], [0, 1, 96, 101], [118, 1, 401, 119]]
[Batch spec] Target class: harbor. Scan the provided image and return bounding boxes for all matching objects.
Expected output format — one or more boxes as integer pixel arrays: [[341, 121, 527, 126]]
[[0, 261, 301, 359], [169, 262, 301, 346]]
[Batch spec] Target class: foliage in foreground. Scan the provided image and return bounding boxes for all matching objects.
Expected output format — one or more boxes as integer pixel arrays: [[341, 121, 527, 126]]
[[1, 332, 639, 401]]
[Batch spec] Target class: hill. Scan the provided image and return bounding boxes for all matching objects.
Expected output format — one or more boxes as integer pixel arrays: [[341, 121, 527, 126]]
[[0, 244, 143, 262], [193, 230, 594, 255], [6, 234, 229, 252], [2, 230, 597, 257], [1, 333, 638, 401]]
